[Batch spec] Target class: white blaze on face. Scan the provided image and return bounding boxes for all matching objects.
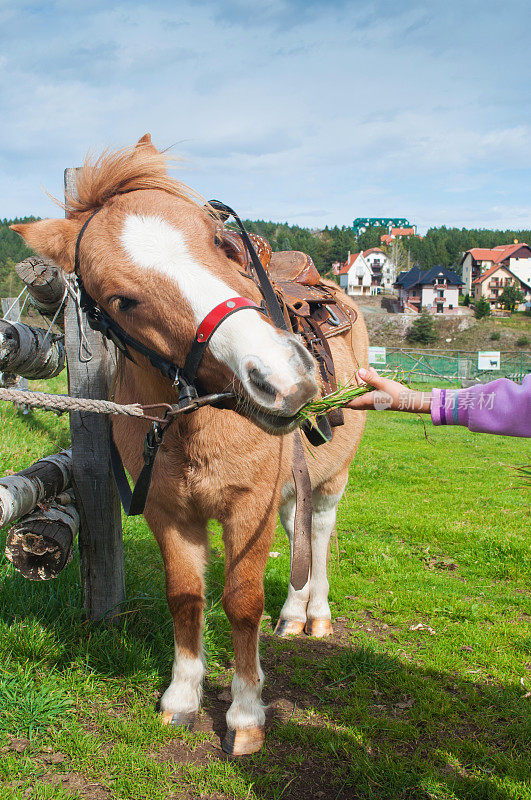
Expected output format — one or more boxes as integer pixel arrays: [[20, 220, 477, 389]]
[[120, 214, 297, 393]]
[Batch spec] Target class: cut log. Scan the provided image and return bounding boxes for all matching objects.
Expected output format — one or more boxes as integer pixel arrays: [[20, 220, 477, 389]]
[[0, 449, 72, 528], [5, 495, 79, 580], [1, 299, 29, 393], [0, 319, 65, 380], [15, 256, 67, 323]]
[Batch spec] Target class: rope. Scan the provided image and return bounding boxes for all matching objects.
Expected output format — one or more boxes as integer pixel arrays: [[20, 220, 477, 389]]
[[0, 387, 145, 417], [3, 287, 28, 321], [41, 284, 68, 346], [65, 281, 93, 363]]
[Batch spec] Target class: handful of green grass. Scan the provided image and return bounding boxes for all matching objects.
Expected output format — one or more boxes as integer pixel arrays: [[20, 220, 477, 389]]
[[297, 369, 407, 424], [297, 382, 374, 422]]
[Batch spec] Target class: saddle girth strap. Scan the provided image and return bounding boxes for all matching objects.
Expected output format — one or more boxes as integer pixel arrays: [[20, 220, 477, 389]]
[[290, 432, 313, 591]]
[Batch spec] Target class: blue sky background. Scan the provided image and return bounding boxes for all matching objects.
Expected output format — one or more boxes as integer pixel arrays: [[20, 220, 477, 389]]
[[1, 0, 530, 232]]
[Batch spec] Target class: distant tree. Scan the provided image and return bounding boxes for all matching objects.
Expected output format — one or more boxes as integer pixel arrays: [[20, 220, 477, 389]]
[[475, 298, 491, 319], [356, 226, 387, 251], [500, 283, 524, 312], [406, 310, 437, 345], [462, 293, 470, 306]]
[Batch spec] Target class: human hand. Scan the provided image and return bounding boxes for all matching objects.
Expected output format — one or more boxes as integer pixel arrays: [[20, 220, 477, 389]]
[[345, 367, 431, 413]]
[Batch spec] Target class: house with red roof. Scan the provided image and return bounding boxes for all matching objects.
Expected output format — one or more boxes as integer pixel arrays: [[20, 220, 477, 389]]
[[337, 251, 374, 296], [460, 242, 531, 295], [381, 227, 418, 246], [336, 248, 397, 296], [472, 263, 531, 310]]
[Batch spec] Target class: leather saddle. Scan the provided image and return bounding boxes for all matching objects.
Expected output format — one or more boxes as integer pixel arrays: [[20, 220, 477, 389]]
[[221, 230, 358, 437]]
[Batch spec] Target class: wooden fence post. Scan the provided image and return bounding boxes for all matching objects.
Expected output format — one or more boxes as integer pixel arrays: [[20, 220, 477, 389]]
[[63, 168, 125, 621]]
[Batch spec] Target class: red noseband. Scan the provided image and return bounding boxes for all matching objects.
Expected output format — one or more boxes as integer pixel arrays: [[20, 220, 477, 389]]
[[195, 297, 261, 343]]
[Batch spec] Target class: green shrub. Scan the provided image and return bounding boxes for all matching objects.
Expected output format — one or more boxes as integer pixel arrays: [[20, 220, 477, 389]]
[[490, 331, 501, 341], [406, 310, 437, 345], [516, 335, 529, 347], [475, 298, 491, 319]]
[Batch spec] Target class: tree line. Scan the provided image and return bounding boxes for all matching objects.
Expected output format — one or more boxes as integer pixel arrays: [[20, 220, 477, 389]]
[[0, 217, 39, 298], [244, 221, 531, 275], [1, 216, 530, 294]]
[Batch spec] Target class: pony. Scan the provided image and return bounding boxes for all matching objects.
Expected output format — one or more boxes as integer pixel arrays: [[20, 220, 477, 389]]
[[11, 135, 368, 755]]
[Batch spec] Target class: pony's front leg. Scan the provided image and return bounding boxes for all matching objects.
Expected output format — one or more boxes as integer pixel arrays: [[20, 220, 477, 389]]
[[146, 508, 208, 729], [221, 502, 276, 756]]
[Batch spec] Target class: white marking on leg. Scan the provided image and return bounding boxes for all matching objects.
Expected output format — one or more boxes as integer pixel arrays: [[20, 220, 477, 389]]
[[306, 490, 344, 622], [278, 493, 310, 623], [226, 658, 265, 731], [160, 643, 204, 716], [119, 214, 305, 393]]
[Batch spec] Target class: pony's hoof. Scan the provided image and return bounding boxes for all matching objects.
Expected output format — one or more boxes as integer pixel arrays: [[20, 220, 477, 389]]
[[222, 726, 265, 756], [161, 711, 195, 730], [304, 618, 333, 637], [273, 618, 305, 637]]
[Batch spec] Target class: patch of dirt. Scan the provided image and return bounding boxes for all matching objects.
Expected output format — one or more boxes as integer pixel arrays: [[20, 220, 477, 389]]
[[423, 556, 458, 571], [1, 739, 111, 799]]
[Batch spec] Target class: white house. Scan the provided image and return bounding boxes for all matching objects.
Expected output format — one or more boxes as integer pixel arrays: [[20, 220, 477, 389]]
[[460, 243, 531, 295], [337, 252, 374, 296], [362, 248, 397, 291], [394, 266, 463, 314]]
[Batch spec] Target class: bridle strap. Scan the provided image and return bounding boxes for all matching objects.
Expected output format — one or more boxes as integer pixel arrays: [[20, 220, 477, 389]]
[[182, 296, 260, 386], [209, 200, 288, 332]]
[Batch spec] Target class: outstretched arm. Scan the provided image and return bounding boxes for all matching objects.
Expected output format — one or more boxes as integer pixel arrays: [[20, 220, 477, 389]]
[[345, 369, 531, 438]]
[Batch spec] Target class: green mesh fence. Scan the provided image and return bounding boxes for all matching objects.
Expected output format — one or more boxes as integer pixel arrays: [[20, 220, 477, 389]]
[[376, 350, 531, 384]]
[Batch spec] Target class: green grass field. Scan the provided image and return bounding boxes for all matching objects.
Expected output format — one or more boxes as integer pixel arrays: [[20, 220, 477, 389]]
[[0, 377, 529, 800]]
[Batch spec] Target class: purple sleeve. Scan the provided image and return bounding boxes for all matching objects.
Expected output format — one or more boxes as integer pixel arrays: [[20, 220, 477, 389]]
[[431, 375, 531, 437]]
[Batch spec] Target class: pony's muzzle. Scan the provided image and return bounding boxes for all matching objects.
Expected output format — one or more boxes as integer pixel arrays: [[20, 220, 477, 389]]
[[242, 339, 318, 417]]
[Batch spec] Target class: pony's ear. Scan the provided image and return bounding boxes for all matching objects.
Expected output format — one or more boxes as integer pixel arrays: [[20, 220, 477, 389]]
[[10, 219, 80, 273], [136, 133, 158, 153]]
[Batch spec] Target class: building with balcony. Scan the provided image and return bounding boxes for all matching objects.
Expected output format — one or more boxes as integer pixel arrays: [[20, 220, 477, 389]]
[[337, 252, 373, 295], [394, 266, 463, 314], [362, 248, 397, 291], [460, 242, 531, 295], [472, 264, 531, 309]]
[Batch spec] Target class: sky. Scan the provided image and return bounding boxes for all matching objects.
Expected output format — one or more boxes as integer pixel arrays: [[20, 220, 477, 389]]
[[1, 0, 530, 233]]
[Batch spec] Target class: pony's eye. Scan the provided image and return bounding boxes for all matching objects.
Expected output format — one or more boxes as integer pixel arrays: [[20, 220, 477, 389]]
[[115, 297, 138, 313], [214, 235, 222, 247]]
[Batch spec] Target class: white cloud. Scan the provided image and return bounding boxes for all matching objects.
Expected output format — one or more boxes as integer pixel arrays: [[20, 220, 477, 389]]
[[1, 0, 530, 232]]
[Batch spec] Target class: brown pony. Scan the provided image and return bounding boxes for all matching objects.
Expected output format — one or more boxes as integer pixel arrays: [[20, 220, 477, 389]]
[[12, 136, 368, 755]]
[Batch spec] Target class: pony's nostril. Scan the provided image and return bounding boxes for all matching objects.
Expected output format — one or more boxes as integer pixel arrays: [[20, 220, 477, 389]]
[[247, 368, 277, 399]]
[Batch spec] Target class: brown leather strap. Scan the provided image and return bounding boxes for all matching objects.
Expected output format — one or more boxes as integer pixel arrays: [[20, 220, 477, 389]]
[[290, 433, 313, 591]]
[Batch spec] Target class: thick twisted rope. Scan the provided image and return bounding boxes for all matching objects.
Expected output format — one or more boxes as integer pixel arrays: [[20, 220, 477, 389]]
[[0, 387, 145, 417]]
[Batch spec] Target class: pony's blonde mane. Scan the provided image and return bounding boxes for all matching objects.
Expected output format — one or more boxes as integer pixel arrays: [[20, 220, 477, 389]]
[[65, 143, 207, 218]]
